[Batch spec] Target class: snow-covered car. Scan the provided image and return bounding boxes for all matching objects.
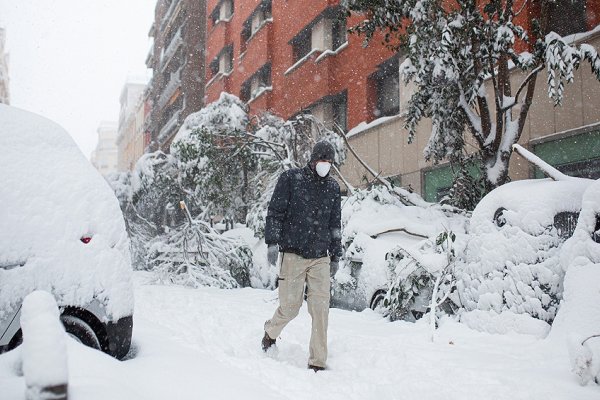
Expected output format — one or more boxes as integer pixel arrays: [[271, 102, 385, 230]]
[[0, 105, 134, 359], [331, 186, 468, 320], [458, 170, 593, 324], [550, 178, 600, 385]]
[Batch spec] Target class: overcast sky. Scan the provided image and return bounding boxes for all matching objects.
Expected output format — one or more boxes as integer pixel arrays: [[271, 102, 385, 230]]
[[0, 0, 155, 158]]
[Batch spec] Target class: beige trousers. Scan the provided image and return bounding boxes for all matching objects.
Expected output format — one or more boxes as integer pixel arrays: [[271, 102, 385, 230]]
[[264, 252, 331, 368]]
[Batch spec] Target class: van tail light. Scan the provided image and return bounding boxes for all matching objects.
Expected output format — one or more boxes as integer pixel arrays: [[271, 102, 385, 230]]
[[80, 237, 92, 244]]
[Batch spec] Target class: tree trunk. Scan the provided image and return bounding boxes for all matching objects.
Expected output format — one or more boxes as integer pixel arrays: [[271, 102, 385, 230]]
[[482, 149, 511, 192]]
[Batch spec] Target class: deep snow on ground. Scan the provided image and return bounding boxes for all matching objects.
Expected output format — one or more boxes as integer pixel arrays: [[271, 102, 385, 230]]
[[2, 273, 599, 400]]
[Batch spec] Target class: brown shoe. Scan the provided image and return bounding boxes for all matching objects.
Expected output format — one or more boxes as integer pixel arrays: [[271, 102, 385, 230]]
[[308, 365, 325, 372], [261, 332, 276, 352]]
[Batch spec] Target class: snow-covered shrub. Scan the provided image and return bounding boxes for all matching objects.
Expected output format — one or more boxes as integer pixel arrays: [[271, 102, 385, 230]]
[[383, 231, 458, 323], [457, 178, 592, 325], [171, 93, 346, 237], [105, 171, 132, 211]]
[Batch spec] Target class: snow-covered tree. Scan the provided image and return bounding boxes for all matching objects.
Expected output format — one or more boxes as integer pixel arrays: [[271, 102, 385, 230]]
[[172, 94, 257, 223], [171, 93, 346, 232], [346, 0, 600, 190], [245, 112, 346, 238], [107, 93, 347, 288]]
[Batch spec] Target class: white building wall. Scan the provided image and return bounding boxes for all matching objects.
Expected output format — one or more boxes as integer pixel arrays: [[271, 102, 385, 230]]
[[91, 121, 119, 176], [117, 82, 147, 171]]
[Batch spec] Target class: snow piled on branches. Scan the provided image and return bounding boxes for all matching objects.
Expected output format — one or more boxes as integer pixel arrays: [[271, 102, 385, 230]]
[[109, 93, 345, 290], [333, 184, 469, 320]]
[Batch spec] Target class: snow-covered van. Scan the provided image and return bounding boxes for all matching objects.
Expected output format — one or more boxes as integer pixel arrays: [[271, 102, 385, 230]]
[[0, 105, 134, 359]]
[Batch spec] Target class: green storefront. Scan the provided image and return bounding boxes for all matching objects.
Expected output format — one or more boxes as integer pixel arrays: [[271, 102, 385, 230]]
[[422, 128, 600, 203], [422, 164, 454, 203], [533, 129, 600, 179]]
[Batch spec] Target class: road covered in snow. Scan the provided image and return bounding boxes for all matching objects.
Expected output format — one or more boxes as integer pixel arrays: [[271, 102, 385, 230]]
[[2, 273, 598, 399]]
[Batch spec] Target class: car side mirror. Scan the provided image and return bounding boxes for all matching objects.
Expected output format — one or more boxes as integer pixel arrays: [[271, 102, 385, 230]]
[[592, 214, 600, 244], [494, 207, 507, 227]]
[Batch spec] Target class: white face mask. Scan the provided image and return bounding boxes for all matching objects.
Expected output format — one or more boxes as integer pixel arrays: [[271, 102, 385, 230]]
[[316, 161, 331, 177]]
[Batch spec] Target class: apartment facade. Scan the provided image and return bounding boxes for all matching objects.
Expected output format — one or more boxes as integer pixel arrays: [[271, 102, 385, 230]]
[[203, 1, 599, 202], [91, 122, 119, 176], [204, 0, 397, 134], [0, 27, 9, 105], [339, 1, 600, 201], [146, 0, 206, 152], [117, 81, 148, 171]]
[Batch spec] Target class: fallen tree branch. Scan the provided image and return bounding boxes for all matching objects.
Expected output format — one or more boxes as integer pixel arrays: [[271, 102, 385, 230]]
[[512, 144, 573, 181], [371, 227, 428, 239], [333, 123, 418, 206]]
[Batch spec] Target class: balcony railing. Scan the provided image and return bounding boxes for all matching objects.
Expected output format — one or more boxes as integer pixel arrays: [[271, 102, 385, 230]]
[[158, 109, 182, 142], [158, 69, 181, 109], [161, 28, 182, 68], [160, 0, 182, 32], [145, 43, 154, 68]]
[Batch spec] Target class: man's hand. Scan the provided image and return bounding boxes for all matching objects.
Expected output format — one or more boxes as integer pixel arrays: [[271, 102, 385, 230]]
[[330, 260, 339, 277], [267, 244, 279, 266]]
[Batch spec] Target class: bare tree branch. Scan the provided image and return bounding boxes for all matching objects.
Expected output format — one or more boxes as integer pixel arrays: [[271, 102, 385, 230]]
[[333, 123, 417, 206]]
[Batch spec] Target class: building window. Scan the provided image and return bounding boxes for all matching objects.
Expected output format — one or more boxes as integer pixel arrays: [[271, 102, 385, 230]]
[[241, 63, 272, 102], [332, 17, 347, 49], [299, 91, 347, 133], [291, 29, 312, 62], [241, 0, 272, 51], [210, 0, 234, 27], [371, 56, 400, 118], [546, 0, 587, 36], [289, 8, 347, 63], [209, 45, 233, 77]]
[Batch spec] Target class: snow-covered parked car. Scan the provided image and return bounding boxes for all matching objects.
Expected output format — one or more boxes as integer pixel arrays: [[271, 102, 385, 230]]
[[331, 186, 468, 320], [0, 105, 134, 359], [458, 148, 593, 325], [550, 178, 600, 385]]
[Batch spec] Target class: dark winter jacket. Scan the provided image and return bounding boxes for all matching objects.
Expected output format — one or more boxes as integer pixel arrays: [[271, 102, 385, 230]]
[[265, 165, 343, 261]]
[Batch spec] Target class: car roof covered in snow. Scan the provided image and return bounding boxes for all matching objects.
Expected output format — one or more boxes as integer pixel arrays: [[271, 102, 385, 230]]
[[0, 104, 126, 256]]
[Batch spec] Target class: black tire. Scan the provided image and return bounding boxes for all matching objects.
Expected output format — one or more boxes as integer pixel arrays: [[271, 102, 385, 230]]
[[60, 315, 101, 350], [370, 290, 387, 311]]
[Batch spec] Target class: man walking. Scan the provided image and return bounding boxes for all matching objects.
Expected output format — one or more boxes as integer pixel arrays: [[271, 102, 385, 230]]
[[261, 141, 342, 372]]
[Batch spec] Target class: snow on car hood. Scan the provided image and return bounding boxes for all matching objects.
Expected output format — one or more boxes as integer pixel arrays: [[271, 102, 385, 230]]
[[0, 105, 133, 320]]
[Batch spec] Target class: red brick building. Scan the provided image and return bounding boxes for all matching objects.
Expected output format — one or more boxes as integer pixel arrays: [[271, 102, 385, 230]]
[[204, 0, 397, 132]]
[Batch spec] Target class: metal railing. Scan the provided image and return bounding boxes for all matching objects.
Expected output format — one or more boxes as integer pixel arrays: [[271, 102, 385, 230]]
[[157, 69, 181, 109]]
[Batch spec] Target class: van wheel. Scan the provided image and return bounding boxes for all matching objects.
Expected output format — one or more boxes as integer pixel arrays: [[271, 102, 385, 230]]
[[61, 315, 101, 350]]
